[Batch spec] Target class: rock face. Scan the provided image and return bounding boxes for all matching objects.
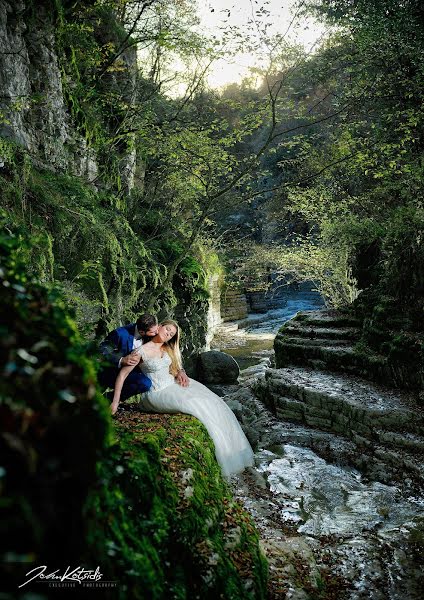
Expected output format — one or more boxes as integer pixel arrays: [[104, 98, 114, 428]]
[[275, 309, 424, 393], [221, 288, 249, 321], [205, 273, 223, 348], [0, 0, 136, 186], [246, 285, 288, 313], [257, 308, 424, 489], [0, 0, 83, 173], [197, 350, 240, 384]]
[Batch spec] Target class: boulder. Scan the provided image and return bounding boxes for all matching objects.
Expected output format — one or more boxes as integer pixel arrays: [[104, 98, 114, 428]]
[[197, 350, 240, 384]]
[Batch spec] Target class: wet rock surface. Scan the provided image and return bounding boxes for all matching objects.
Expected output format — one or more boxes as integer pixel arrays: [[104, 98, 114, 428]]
[[226, 382, 424, 599], [255, 368, 424, 460], [273, 309, 419, 391], [213, 299, 424, 599]]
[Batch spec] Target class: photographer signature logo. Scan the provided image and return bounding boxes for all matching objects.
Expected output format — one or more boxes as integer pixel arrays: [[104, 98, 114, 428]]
[[18, 565, 117, 588]]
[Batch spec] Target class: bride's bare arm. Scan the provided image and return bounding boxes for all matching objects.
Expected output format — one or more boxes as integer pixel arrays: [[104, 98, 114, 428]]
[[111, 351, 142, 415]]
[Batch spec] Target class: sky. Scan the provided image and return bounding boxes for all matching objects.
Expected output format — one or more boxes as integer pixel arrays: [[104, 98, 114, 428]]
[[196, 0, 327, 89]]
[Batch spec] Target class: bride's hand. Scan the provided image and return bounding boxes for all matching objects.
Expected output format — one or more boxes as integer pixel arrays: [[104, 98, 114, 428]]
[[175, 369, 189, 387]]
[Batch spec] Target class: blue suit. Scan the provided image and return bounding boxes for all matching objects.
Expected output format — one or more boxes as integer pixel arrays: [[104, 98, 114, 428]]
[[98, 324, 152, 401]]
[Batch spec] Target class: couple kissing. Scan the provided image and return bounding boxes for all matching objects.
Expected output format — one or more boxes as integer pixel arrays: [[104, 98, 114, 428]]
[[98, 313, 254, 477]]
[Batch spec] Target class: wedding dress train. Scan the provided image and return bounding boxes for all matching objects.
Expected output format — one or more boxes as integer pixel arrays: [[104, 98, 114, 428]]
[[136, 347, 254, 476]]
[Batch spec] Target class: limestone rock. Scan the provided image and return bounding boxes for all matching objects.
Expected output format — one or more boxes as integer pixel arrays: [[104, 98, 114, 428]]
[[0, 0, 71, 169], [0, 0, 138, 186], [221, 288, 248, 321]]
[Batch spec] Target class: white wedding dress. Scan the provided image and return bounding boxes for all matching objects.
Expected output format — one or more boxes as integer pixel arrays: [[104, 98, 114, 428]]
[[137, 347, 254, 476]]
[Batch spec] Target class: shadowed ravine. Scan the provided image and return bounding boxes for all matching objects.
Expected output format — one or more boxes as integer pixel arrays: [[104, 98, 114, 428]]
[[211, 289, 424, 600]]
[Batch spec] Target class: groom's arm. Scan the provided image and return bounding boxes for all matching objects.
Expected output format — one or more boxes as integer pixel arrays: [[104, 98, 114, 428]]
[[100, 330, 140, 368]]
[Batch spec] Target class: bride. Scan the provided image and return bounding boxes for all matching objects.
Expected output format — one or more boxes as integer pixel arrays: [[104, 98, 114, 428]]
[[111, 319, 254, 476]]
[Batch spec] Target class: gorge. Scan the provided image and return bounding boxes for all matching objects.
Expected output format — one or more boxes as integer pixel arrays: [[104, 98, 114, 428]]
[[1, 1, 423, 599]]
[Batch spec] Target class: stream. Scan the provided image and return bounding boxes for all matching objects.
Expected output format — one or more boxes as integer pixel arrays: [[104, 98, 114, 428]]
[[212, 289, 325, 372], [211, 289, 424, 600]]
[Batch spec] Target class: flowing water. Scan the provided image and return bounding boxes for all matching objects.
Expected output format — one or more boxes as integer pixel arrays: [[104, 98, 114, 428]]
[[211, 289, 424, 599], [213, 290, 325, 371]]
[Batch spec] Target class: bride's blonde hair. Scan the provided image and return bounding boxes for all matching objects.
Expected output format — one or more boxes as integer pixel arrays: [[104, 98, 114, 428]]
[[161, 319, 182, 376]]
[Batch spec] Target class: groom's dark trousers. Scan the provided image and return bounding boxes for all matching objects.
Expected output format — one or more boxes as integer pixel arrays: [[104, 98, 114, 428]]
[[98, 323, 152, 401]]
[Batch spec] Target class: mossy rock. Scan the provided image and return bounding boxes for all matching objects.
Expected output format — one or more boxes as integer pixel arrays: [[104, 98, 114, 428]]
[[84, 410, 268, 599], [0, 231, 111, 593], [0, 231, 266, 598], [291, 310, 360, 328]]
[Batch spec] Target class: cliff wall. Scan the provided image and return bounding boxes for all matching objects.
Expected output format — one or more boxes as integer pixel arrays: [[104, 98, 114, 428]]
[[0, 0, 98, 176]]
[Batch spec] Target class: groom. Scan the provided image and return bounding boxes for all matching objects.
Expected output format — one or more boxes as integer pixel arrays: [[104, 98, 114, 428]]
[[99, 313, 188, 404]]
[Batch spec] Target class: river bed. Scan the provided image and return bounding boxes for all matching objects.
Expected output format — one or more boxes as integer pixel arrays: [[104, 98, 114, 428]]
[[211, 290, 424, 600]]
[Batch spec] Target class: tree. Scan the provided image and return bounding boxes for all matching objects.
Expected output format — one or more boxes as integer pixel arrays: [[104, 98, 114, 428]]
[[227, 0, 424, 310]]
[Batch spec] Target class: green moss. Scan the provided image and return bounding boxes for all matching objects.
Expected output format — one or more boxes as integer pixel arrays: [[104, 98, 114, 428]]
[[356, 295, 424, 391], [0, 152, 157, 331], [84, 412, 268, 599], [0, 230, 110, 589], [1, 145, 213, 352], [407, 517, 424, 561]]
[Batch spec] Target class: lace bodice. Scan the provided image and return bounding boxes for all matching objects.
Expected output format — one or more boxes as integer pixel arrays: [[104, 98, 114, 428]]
[[136, 346, 174, 392]]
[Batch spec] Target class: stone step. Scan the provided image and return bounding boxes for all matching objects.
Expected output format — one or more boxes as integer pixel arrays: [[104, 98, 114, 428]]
[[274, 308, 378, 383], [280, 324, 360, 341], [274, 338, 391, 384], [275, 341, 358, 362], [374, 430, 424, 453], [292, 309, 362, 328], [372, 444, 424, 480], [254, 367, 424, 439], [226, 384, 424, 490], [280, 336, 352, 347]]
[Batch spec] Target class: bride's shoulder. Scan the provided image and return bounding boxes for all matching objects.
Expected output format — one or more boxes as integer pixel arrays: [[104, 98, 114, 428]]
[[142, 341, 154, 349]]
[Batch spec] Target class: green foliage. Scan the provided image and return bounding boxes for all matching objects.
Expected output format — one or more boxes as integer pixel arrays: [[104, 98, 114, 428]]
[[380, 204, 424, 308], [231, 0, 424, 322], [0, 230, 110, 587], [0, 152, 164, 336], [236, 240, 359, 308], [253, 0, 424, 388]]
